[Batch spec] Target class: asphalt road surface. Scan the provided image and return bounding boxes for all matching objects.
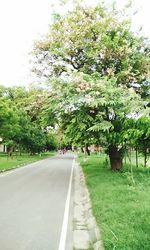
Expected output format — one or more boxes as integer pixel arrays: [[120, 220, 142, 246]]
[[0, 154, 74, 250]]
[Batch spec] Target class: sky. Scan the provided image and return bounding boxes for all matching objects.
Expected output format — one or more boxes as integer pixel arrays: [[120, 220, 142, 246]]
[[0, 0, 149, 87]]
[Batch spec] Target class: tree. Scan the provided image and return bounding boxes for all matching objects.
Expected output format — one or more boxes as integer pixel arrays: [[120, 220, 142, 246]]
[[35, 1, 149, 85], [123, 116, 150, 168], [48, 74, 142, 169], [0, 97, 20, 142], [136, 117, 150, 167], [0, 85, 57, 155], [34, 1, 150, 170]]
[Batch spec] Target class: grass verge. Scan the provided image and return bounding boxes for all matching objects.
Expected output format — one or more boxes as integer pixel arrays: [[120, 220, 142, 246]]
[[0, 151, 56, 172], [78, 153, 150, 250]]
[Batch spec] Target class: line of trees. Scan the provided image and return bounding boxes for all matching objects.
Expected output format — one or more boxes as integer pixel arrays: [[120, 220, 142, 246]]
[[0, 85, 57, 156], [33, 0, 150, 170]]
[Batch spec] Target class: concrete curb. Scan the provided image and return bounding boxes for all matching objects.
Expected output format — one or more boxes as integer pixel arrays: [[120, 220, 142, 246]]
[[73, 161, 104, 250]]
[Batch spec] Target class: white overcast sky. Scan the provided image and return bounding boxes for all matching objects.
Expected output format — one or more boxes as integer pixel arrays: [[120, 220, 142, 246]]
[[0, 0, 149, 87]]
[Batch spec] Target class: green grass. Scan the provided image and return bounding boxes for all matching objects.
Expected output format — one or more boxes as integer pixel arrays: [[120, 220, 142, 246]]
[[0, 152, 56, 172], [78, 153, 150, 250]]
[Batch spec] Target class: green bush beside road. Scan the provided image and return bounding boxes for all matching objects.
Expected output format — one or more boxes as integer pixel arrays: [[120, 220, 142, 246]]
[[79, 153, 150, 250]]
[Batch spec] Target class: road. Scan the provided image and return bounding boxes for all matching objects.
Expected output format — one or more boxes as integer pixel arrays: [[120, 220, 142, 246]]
[[0, 154, 74, 250]]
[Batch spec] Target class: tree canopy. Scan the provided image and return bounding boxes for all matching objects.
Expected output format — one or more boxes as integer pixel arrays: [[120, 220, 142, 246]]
[[0, 85, 57, 155], [33, 1, 150, 170]]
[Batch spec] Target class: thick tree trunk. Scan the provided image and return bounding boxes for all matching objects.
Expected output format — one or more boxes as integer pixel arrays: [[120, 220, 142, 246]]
[[108, 146, 123, 171], [85, 144, 90, 156]]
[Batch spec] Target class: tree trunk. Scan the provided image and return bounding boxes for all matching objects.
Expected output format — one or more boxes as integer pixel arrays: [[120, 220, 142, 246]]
[[81, 147, 84, 153], [144, 148, 147, 168], [85, 144, 90, 156], [108, 145, 123, 171], [7, 146, 14, 159], [124, 142, 127, 165]]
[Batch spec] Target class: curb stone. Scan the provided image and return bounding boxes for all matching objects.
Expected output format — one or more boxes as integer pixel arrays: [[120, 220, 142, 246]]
[[73, 161, 104, 250]]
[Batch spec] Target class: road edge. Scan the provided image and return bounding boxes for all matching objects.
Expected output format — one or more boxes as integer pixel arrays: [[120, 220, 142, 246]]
[[58, 157, 75, 250], [73, 160, 104, 250]]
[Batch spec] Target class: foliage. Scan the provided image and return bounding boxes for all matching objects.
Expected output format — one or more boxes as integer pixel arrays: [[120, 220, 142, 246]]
[[34, 1, 150, 169], [123, 116, 150, 167], [0, 85, 58, 155], [0, 97, 20, 141], [43, 72, 143, 167], [35, 1, 150, 87]]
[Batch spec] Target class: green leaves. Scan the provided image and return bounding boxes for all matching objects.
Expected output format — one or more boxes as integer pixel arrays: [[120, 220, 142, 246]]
[[35, 1, 149, 87], [88, 121, 113, 132], [123, 117, 150, 160], [31, 1, 150, 163], [0, 85, 58, 154]]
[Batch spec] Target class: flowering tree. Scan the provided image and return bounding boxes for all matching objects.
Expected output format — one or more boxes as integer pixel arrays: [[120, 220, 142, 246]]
[[34, 1, 150, 170]]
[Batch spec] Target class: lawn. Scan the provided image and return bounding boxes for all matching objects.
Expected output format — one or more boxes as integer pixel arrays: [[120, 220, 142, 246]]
[[0, 152, 56, 172], [78, 153, 150, 250]]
